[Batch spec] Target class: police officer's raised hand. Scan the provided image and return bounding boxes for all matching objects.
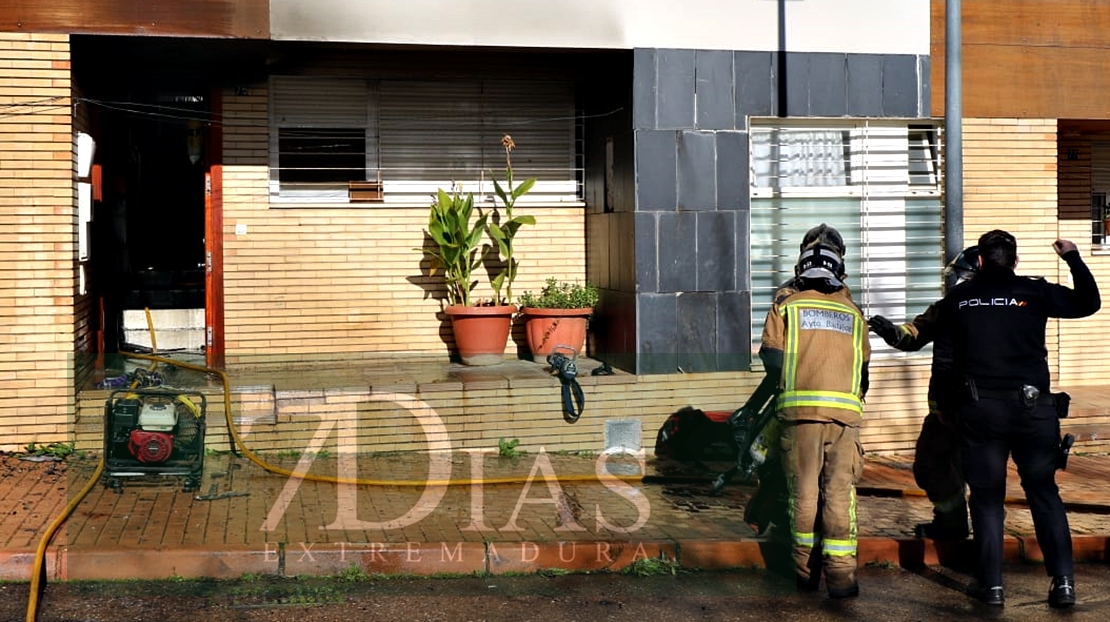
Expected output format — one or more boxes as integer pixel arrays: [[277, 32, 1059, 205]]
[[1053, 239, 1078, 257], [867, 315, 900, 346]]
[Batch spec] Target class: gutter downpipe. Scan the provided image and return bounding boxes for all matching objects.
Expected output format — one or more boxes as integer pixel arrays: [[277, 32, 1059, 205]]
[[945, 0, 963, 262]]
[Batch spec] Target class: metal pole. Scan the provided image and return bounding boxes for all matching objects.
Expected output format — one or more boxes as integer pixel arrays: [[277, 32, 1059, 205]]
[[945, 0, 963, 262]]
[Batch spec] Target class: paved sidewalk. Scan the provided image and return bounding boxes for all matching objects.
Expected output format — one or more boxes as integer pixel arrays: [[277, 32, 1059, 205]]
[[1, 450, 1109, 582]]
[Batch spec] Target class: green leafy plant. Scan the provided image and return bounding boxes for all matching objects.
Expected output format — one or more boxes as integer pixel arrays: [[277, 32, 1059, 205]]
[[621, 555, 680, 577], [497, 437, 522, 458], [484, 135, 536, 306], [21, 442, 74, 459], [418, 186, 488, 307], [335, 563, 372, 583], [519, 277, 599, 310]]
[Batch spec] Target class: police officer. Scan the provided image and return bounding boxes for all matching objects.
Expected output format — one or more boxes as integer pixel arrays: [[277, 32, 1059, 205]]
[[935, 230, 1100, 608], [760, 235, 870, 599], [868, 246, 980, 540]]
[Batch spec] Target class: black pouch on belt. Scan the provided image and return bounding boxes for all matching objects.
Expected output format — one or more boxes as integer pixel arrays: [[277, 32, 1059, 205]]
[[1020, 384, 1040, 410], [1053, 392, 1071, 419]]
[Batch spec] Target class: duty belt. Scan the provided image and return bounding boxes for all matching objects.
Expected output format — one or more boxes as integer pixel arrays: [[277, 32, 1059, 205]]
[[971, 387, 1054, 403]]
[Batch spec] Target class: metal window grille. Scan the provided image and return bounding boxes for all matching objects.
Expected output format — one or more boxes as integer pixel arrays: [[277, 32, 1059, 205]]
[[749, 119, 945, 360]]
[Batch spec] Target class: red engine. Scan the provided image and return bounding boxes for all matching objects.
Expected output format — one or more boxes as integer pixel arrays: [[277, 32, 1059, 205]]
[[128, 429, 174, 463]]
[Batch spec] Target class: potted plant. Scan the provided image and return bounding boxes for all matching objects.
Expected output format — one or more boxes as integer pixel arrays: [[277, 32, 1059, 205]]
[[518, 277, 600, 363], [485, 135, 536, 308], [416, 135, 535, 366]]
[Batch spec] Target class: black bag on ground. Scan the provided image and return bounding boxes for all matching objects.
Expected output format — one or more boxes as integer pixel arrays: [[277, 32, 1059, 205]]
[[654, 406, 738, 462]]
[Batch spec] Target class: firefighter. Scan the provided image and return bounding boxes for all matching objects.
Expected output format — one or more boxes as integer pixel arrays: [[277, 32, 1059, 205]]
[[867, 246, 980, 540], [741, 224, 849, 534], [759, 236, 871, 598], [934, 231, 1099, 608]]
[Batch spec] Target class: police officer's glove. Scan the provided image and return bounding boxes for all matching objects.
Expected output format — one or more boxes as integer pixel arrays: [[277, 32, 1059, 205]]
[[868, 315, 901, 346]]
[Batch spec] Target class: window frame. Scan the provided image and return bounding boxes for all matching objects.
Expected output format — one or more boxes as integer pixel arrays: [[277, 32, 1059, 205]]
[[267, 75, 583, 208], [748, 118, 945, 364]]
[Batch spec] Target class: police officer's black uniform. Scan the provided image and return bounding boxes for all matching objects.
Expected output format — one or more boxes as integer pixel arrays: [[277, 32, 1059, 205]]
[[934, 231, 1100, 608]]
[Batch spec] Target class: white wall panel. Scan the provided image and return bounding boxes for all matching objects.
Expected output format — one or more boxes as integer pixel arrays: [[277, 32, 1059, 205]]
[[272, 0, 929, 55]]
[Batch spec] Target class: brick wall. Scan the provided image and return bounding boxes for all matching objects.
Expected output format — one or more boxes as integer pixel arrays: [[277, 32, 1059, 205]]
[[1056, 130, 1110, 392], [962, 118, 1063, 376], [958, 118, 1110, 436], [0, 33, 74, 450], [220, 85, 590, 366]]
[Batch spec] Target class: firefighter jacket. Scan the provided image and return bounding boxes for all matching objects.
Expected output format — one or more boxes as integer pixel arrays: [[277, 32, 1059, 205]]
[[934, 250, 1100, 393], [760, 287, 871, 426]]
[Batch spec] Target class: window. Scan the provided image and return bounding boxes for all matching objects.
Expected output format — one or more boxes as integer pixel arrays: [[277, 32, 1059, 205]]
[[269, 75, 579, 204], [1091, 142, 1110, 246], [749, 120, 945, 360], [270, 77, 377, 200], [1092, 192, 1107, 246]]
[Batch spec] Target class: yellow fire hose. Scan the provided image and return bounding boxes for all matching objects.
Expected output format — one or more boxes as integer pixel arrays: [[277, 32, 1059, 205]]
[[25, 310, 640, 621]]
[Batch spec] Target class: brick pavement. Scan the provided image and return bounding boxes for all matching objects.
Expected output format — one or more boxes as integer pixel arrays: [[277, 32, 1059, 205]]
[[1, 449, 1109, 581]]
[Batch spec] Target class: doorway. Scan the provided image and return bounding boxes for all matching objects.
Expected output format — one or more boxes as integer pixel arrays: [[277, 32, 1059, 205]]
[[92, 93, 209, 356]]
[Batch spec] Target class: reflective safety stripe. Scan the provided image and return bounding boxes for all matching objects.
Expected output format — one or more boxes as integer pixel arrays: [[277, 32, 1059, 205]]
[[823, 538, 857, 557], [892, 324, 914, 350], [778, 390, 863, 413], [777, 297, 867, 412], [793, 531, 817, 547]]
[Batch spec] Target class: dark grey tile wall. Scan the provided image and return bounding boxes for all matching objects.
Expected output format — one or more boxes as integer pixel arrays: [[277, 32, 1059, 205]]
[[696, 50, 736, 130], [656, 49, 695, 129], [716, 131, 748, 211], [657, 212, 697, 293], [638, 293, 678, 374], [635, 130, 677, 211], [677, 292, 716, 373], [716, 291, 751, 372], [735, 52, 775, 118], [628, 47, 930, 375], [677, 131, 716, 211], [847, 54, 883, 117]]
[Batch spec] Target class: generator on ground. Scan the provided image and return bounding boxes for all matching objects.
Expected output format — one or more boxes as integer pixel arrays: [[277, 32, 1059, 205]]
[[102, 388, 206, 491]]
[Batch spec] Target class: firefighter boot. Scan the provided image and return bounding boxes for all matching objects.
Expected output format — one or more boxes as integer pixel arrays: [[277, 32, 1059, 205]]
[[915, 496, 969, 540], [826, 567, 860, 599]]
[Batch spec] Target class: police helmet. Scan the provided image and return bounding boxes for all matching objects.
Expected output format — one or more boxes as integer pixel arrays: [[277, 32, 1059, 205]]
[[800, 224, 846, 257]]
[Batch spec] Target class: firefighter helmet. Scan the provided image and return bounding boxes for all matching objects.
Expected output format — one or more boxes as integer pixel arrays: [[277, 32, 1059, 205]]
[[943, 245, 980, 290], [800, 223, 846, 257], [796, 243, 846, 289]]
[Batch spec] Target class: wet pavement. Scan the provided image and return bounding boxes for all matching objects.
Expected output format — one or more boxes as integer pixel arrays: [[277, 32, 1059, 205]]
[[2, 448, 1110, 581]]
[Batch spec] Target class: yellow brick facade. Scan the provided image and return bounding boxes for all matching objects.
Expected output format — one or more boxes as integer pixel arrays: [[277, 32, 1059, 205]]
[[0, 33, 73, 450], [960, 119, 1110, 435], [221, 85, 590, 366], [4, 47, 1106, 457]]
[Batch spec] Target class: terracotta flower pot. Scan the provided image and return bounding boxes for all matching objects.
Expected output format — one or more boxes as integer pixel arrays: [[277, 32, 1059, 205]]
[[444, 304, 516, 366], [521, 307, 592, 363]]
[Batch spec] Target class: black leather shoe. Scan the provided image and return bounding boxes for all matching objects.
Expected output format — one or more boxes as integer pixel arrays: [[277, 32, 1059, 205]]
[[969, 585, 1004, 606], [828, 582, 860, 599], [1049, 575, 1076, 609]]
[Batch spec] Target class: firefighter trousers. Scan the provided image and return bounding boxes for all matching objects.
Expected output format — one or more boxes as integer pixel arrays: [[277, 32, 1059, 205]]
[[912, 410, 968, 531], [781, 420, 864, 591]]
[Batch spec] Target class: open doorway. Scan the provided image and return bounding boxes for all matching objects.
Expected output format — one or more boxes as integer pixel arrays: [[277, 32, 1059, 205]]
[[92, 93, 209, 355]]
